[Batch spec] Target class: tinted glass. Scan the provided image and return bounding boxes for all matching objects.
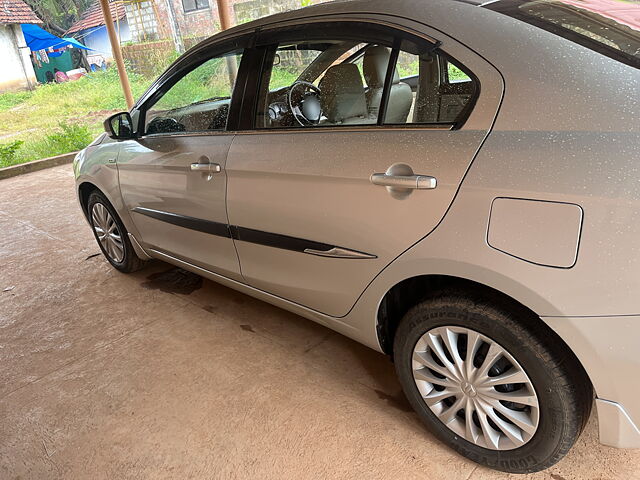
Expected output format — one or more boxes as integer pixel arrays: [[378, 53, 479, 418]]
[[485, 0, 640, 68]]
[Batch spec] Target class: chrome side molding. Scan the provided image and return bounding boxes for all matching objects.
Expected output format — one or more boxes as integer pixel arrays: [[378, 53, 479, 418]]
[[303, 247, 377, 259]]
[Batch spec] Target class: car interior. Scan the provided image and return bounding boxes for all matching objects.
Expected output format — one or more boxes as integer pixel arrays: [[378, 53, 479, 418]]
[[144, 39, 476, 135]]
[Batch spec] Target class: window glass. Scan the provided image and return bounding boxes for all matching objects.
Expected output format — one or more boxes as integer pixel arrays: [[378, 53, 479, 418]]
[[256, 41, 388, 129], [145, 50, 242, 135], [183, 0, 209, 13], [447, 62, 471, 83], [267, 45, 324, 91], [382, 46, 477, 125]]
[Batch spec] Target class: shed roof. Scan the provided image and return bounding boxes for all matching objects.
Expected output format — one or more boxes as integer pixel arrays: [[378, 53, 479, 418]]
[[0, 0, 42, 25], [66, 0, 125, 35]]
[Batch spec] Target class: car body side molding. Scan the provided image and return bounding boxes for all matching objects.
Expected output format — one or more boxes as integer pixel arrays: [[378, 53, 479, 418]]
[[132, 207, 376, 259]]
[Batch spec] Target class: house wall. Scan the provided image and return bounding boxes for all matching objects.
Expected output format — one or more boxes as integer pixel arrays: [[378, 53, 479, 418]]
[[81, 19, 131, 59], [125, 0, 243, 44], [126, 1, 161, 42], [124, 0, 329, 48], [0, 24, 36, 93]]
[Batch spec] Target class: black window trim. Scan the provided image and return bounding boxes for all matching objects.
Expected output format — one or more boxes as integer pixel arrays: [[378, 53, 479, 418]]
[[240, 19, 481, 132]]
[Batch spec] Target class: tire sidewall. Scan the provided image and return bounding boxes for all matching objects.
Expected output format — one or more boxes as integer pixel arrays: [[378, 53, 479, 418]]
[[87, 192, 134, 271], [394, 300, 574, 473]]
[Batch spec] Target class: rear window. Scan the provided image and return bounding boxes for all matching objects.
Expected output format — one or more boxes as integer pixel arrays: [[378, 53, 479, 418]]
[[484, 0, 640, 69]]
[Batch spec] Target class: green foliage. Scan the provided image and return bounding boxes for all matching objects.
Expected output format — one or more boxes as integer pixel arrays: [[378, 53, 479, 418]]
[[396, 59, 420, 78], [0, 141, 24, 168], [152, 55, 240, 111], [0, 91, 33, 111], [23, 0, 92, 32], [268, 67, 299, 90], [300, 0, 313, 6], [448, 64, 471, 81], [0, 65, 159, 168], [41, 122, 92, 154], [0, 123, 91, 168]]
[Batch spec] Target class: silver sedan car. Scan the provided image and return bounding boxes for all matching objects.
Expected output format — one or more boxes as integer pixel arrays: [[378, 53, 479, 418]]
[[74, 0, 640, 472]]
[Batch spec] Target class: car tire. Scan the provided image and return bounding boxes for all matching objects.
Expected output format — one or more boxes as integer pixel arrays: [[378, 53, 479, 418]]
[[87, 190, 146, 273], [393, 290, 592, 473]]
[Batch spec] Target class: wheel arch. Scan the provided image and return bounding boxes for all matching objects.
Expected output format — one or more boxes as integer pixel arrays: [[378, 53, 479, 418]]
[[375, 273, 591, 393], [78, 181, 100, 219]]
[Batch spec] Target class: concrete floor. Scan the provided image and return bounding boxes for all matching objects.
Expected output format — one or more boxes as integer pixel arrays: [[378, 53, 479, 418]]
[[1, 165, 639, 480]]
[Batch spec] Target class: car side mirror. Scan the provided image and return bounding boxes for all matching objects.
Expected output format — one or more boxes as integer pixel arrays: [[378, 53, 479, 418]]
[[104, 112, 134, 139]]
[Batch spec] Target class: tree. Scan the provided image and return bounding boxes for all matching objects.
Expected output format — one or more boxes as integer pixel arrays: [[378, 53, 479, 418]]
[[23, 0, 94, 33]]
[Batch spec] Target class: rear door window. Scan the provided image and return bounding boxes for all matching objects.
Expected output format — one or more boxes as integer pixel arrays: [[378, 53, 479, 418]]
[[252, 24, 478, 129], [381, 42, 478, 126]]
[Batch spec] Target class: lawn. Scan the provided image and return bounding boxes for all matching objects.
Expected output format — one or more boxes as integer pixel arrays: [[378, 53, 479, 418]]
[[0, 69, 153, 168]]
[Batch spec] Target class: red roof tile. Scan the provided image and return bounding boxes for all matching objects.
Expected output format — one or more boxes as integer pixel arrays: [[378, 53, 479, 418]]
[[0, 0, 42, 25], [66, 0, 126, 34]]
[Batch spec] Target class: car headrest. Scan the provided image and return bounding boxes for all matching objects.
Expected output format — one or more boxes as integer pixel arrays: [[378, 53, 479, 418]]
[[363, 46, 399, 89], [319, 63, 367, 124]]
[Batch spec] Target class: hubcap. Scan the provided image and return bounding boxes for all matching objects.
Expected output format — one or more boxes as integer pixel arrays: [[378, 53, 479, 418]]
[[412, 326, 539, 451], [91, 203, 124, 263]]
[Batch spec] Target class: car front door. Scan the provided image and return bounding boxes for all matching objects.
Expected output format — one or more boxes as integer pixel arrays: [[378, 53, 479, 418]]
[[118, 40, 248, 281], [225, 19, 503, 316]]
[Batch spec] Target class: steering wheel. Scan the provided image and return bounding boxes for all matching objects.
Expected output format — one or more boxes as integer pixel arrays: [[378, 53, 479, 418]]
[[287, 81, 322, 126]]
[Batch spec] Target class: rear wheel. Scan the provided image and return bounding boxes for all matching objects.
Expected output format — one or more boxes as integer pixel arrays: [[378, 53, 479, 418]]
[[87, 190, 146, 273], [393, 291, 592, 473]]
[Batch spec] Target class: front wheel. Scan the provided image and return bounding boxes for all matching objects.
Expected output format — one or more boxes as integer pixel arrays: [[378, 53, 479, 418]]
[[87, 190, 146, 273], [393, 292, 592, 473]]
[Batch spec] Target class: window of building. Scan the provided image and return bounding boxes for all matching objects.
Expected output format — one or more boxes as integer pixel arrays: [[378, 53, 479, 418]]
[[183, 0, 209, 13]]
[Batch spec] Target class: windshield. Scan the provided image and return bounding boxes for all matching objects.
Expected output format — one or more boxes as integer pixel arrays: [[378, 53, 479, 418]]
[[484, 0, 640, 69]]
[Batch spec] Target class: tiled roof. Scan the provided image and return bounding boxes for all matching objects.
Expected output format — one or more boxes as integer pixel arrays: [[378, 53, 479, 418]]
[[66, 0, 126, 34], [0, 0, 42, 25]]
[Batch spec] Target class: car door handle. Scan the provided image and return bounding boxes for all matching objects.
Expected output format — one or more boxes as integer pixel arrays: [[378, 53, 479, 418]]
[[190, 162, 222, 173], [370, 173, 437, 189]]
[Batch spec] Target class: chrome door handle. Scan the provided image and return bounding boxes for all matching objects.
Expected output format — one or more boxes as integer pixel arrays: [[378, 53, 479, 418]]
[[370, 173, 437, 189], [190, 162, 222, 173]]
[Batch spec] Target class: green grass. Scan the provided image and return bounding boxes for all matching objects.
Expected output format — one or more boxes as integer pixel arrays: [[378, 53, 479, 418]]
[[0, 123, 93, 168], [0, 68, 154, 168]]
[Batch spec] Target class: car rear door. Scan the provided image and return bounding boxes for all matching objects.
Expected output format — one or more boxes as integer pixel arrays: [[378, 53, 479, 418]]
[[226, 18, 503, 316], [117, 37, 249, 281]]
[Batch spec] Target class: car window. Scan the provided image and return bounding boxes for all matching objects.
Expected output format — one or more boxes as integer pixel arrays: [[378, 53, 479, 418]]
[[447, 62, 471, 83], [255, 41, 389, 129], [382, 43, 477, 126], [266, 45, 325, 91], [145, 49, 243, 135]]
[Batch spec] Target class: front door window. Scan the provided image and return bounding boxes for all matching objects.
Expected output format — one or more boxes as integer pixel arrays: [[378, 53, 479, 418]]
[[145, 50, 243, 135]]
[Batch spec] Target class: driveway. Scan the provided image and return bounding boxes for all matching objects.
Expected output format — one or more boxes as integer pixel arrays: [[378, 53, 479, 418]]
[[1, 165, 638, 479]]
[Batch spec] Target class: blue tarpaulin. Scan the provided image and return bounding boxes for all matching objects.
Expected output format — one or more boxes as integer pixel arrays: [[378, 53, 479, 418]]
[[21, 24, 93, 52]]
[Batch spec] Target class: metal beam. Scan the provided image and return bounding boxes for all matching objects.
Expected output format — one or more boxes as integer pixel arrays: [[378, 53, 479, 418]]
[[98, 0, 134, 109]]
